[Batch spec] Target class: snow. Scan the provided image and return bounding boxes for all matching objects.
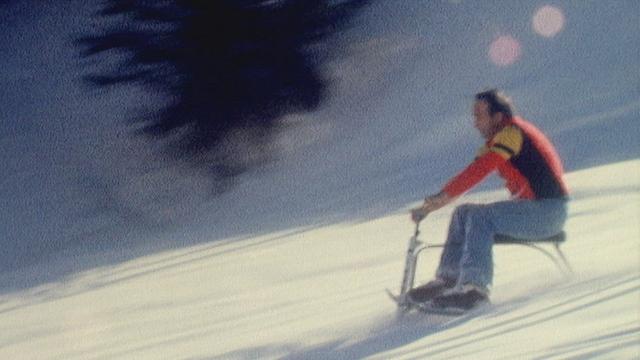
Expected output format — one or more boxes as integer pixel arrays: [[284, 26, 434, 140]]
[[1, 160, 638, 359]]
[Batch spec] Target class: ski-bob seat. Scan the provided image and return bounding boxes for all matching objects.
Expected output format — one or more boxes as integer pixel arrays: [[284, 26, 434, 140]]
[[493, 231, 571, 274], [494, 231, 566, 244]]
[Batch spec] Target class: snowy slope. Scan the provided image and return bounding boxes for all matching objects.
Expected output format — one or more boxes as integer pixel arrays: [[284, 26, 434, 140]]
[[1, 159, 638, 359]]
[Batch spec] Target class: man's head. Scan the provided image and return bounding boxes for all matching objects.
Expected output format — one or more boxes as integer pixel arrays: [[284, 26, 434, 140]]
[[473, 89, 514, 139]]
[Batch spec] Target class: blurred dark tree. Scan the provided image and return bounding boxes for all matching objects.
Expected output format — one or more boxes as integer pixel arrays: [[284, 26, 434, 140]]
[[77, 0, 370, 179]]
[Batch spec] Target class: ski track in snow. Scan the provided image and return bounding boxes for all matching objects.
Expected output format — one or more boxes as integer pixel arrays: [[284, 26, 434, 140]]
[[0, 160, 638, 359]]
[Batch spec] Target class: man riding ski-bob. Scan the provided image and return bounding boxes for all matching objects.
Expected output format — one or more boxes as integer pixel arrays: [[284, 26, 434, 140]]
[[409, 89, 569, 312]]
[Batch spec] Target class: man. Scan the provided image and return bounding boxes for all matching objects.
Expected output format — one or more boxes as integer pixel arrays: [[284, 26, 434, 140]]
[[409, 89, 569, 312]]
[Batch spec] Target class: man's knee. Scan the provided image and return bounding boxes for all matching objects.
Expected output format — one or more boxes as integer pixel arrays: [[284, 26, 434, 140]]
[[457, 203, 494, 232], [454, 203, 484, 218]]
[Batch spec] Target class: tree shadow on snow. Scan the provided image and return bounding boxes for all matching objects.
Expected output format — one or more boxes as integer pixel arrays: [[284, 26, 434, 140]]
[[277, 312, 481, 360], [0, 226, 314, 315]]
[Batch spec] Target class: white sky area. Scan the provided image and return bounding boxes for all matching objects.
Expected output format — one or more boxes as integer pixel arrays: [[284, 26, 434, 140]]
[[0, 0, 639, 357]]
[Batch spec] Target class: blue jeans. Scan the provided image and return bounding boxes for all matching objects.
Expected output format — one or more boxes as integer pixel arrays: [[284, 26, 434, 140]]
[[435, 198, 568, 290]]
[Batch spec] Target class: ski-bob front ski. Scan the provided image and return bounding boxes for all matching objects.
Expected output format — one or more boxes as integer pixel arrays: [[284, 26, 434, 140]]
[[387, 288, 489, 316], [415, 300, 490, 316]]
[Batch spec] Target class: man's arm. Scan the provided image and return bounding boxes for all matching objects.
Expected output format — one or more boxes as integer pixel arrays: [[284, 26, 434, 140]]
[[441, 125, 522, 198], [440, 151, 506, 198], [411, 150, 508, 223], [410, 125, 523, 223], [410, 152, 503, 222]]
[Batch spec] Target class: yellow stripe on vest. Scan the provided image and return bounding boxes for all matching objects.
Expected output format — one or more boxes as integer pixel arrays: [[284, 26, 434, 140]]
[[490, 125, 523, 160]]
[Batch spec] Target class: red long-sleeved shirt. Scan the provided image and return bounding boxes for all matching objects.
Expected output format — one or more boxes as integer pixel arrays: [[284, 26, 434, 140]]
[[442, 117, 568, 200]]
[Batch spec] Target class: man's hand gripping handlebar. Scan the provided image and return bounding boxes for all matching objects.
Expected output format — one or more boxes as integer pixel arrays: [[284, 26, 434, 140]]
[[410, 191, 453, 223]]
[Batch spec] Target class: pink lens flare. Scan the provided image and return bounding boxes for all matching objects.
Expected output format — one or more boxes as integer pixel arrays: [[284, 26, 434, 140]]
[[488, 35, 521, 66]]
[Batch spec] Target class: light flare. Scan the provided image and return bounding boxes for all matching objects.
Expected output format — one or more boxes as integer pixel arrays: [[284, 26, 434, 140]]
[[533, 5, 565, 37], [488, 35, 521, 66]]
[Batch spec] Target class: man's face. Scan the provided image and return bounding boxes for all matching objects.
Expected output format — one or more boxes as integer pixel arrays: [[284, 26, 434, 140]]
[[473, 100, 503, 139]]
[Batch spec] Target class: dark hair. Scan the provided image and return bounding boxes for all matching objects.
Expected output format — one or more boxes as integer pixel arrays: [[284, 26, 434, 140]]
[[475, 89, 514, 119]]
